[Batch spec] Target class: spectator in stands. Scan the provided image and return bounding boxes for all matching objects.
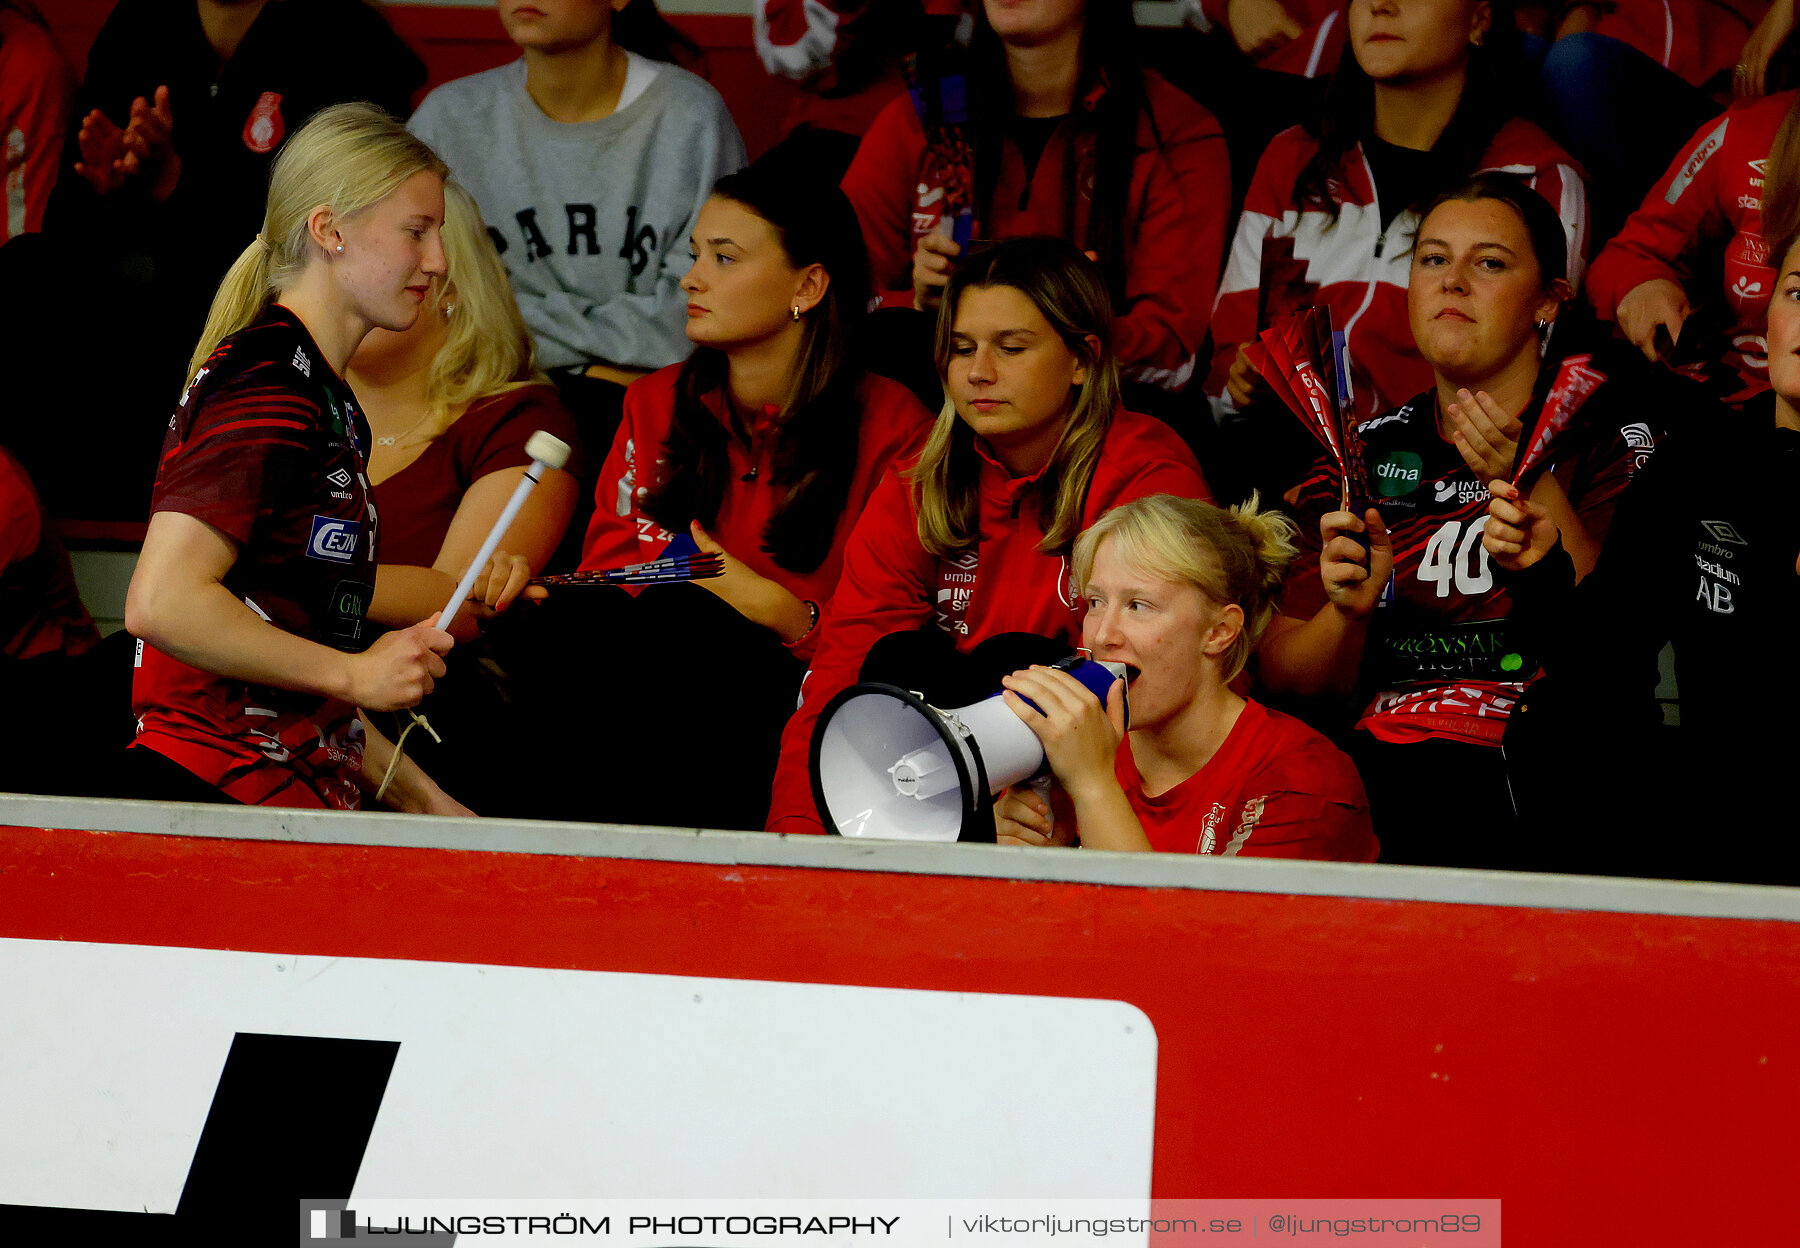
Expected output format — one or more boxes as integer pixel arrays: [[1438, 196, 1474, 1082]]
[[123, 103, 477, 814], [765, 236, 1210, 836], [1481, 224, 1800, 883], [1533, 0, 1785, 240], [1209, 0, 1587, 502], [1177, 0, 1347, 78], [0, 442, 126, 798], [1586, 89, 1800, 408], [347, 181, 582, 642], [1254, 175, 1654, 871], [841, 0, 1232, 400], [0, 0, 72, 243], [408, 0, 747, 464], [23, 0, 425, 521], [751, 0, 925, 179], [992, 492, 1376, 860], [451, 163, 930, 828]]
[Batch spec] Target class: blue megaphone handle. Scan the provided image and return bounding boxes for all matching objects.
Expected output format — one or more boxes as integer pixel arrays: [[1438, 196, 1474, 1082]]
[[1009, 656, 1129, 731]]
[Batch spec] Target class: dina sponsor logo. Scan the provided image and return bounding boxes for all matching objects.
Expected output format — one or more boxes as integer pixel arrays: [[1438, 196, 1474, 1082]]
[[1371, 450, 1423, 498], [308, 515, 361, 563]]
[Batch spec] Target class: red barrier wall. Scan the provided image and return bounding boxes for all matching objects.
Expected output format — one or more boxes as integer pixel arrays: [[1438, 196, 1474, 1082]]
[[3, 817, 1796, 1245]]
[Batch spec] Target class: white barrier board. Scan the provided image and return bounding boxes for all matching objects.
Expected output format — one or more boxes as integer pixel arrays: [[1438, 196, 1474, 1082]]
[[0, 938, 1156, 1210]]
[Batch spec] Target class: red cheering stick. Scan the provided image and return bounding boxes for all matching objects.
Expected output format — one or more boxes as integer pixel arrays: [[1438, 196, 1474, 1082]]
[[1256, 308, 1367, 511], [1513, 353, 1606, 485], [1241, 336, 1308, 432]]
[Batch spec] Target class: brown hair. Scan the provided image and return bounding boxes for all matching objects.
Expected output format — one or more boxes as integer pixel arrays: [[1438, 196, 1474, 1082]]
[[911, 236, 1122, 558]]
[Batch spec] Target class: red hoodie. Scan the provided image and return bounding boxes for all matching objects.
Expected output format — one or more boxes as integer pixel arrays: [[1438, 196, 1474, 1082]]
[[1587, 91, 1794, 408], [841, 68, 1231, 391], [765, 408, 1209, 834], [580, 365, 933, 664]]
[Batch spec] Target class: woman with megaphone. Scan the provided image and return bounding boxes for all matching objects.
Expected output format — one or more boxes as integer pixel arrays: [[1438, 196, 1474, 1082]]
[[992, 493, 1376, 860], [767, 235, 1210, 835]]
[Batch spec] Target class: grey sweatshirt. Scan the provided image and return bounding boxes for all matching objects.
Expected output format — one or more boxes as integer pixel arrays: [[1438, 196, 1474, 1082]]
[[410, 57, 747, 371]]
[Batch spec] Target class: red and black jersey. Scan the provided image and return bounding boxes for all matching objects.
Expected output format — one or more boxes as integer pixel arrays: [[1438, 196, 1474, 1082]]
[[1280, 370, 1656, 746], [131, 305, 378, 809]]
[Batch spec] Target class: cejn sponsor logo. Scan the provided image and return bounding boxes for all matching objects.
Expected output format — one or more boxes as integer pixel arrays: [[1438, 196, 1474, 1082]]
[[292, 345, 312, 378], [308, 515, 361, 563]]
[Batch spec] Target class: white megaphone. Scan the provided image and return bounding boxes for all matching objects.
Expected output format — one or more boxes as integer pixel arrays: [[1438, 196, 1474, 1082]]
[[809, 656, 1129, 842]]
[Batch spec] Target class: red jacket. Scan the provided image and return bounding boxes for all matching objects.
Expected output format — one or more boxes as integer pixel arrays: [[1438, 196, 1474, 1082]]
[[750, 0, 908, 137], [1179, 0, 1348, 78], [0, 9, 74, 242], [841, 68, 1232, 391], [1209, 119, 1588, 424], [580, 365, 932, 664], [1587, 91, 1793, 408], [1587, 0, 1767, 89], [765, 408, 1209, 834]]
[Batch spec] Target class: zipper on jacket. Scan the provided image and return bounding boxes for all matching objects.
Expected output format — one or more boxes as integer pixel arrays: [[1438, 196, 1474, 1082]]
[[1373, 231, 1386, 258]]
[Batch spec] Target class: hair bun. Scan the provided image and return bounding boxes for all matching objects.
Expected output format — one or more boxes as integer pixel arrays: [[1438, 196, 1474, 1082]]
[[1228, 490, 1301, 590]]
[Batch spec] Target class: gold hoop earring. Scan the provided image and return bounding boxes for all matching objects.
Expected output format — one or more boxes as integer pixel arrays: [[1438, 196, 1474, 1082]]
[[791, 304, 802, 322]]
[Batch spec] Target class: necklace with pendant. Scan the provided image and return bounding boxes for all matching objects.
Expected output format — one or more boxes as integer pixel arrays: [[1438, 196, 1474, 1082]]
[[374, 408, 434, 448]]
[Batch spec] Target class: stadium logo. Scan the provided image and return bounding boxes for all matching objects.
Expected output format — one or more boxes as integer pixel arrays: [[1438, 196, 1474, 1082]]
[[308, 516, 361, 563]]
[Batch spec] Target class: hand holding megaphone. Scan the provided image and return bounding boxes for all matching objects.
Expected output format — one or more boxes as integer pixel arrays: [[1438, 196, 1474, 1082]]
[[810, 655, 1129, 842], [998, 664, 1129, 796]]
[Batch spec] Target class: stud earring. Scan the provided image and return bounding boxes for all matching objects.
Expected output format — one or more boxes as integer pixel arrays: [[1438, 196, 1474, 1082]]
[[441, 303, 456, 318], [335, 242, 344, 255]]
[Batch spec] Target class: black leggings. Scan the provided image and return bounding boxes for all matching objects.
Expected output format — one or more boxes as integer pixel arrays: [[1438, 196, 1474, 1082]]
[[398, 582, 804, 829]]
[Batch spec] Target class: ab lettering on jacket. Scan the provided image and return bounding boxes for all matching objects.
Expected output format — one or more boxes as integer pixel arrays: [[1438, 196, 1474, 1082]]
[[486, 203, 659, 276]]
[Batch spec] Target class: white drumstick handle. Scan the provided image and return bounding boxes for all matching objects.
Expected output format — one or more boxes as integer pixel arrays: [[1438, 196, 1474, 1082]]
[[438, 431, 570, 635]]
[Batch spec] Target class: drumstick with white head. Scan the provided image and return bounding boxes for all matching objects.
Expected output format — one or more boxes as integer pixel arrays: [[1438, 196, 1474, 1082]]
[[438, 430, 571, 634], [376, 430, 571, 804]]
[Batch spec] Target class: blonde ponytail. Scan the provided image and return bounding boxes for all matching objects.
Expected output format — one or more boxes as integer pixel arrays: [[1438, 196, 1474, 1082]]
[[1073, 492, 1300, 680], [186, 236, 276, 385], [183, 102, 449, 389]]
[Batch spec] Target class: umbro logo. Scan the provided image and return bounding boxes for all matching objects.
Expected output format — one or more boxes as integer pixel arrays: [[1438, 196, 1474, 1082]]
[[327, 469, 352, 489], [1701, 520, 1747, 545]]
